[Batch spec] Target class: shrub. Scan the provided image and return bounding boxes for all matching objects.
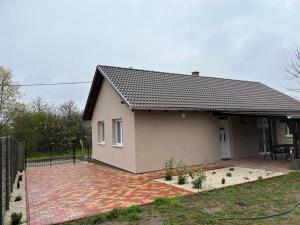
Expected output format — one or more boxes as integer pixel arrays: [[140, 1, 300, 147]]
[[226, 172, 232, 177], [257, 176, 263, 182], [176, 161, 188, 185], [11, 212, 22, 225], [18, 175, 23, 182], [17, 182, 20, 189], [191, 166, 207, 189], [229, 167, 235, 171], [212, 171, 216, 175], [15, 196, 22, 202], [164, 157, 176, 181], [221, 178, 225, 184]]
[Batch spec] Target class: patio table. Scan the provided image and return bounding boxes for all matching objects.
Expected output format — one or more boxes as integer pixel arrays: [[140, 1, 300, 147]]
[[271, 144, 293, 161]]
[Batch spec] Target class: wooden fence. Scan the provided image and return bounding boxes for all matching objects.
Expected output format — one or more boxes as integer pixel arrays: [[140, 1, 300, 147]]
[[0, 137, 25, 225]]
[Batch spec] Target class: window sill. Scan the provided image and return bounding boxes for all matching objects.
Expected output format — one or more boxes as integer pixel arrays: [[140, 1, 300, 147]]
[[112, 144, 123, 148], [98, 142, 105, 145]]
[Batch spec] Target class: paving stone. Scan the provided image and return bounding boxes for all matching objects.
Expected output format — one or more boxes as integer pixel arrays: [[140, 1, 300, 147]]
[[26, 163, 192, 225]]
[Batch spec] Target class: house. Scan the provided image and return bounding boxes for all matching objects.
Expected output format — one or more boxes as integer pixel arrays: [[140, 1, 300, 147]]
[[83, 65, 300, 173]]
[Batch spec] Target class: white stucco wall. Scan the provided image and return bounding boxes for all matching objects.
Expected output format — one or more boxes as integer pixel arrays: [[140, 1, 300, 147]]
[[91, 79, 136, 173], [134, 111, 221, 173]]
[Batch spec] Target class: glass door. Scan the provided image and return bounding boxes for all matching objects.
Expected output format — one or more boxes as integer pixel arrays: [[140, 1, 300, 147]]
[[257, 118, 272, 154]]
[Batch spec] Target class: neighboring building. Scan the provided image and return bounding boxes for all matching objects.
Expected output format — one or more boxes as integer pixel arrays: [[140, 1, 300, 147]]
[[83, 65, 300, 173]]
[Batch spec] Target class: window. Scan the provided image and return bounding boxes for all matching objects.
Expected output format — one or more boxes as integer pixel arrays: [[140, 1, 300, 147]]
[[113, 119, 123, 146], [285, 124, 292, 138], [98, 121, 105, 144]]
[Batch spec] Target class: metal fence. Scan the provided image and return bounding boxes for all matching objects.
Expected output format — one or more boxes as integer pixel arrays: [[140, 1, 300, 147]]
[[0, 136, 25, 225], [25, 140, 91, 167]]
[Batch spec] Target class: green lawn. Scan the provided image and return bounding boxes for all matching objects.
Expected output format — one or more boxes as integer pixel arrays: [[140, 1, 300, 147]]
[[26, 148, 88, 161], [65, 172, 300, 225]]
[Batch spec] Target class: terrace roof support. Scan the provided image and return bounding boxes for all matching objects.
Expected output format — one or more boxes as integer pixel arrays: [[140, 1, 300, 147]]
[[286, 117, 300, 159]]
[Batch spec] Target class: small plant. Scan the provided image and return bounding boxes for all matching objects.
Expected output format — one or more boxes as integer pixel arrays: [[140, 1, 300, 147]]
[[229, 167, 235, 171], [226, 172, 232, 177], [221, 178, 225, 184], [18, 175, 23, 182], [105, 205, 141, 220], [15, 196, 22, 202], [17, 181, 20, 189], [191, 166, 207, 189], [257, 176, 263, 182], [164, 157, 176, 181], [91, 214, 105, 223], [154, 197, 184, 209], [212, 171, 216, 175], [189, 171, 194, 179], [176, 161, 188, 185], [176, 212, 186, 222], [105, 208, 120, 220], [11, 212, 22, 225], [154, 197, 169, 206]]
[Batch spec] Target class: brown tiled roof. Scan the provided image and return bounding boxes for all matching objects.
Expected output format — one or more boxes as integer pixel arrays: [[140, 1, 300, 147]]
[[82, 65, 300, 120]]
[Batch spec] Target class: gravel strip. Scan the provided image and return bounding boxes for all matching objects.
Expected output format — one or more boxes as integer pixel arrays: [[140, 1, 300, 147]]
[[4, 171, 27, 225], [156, 166, 287, 193]]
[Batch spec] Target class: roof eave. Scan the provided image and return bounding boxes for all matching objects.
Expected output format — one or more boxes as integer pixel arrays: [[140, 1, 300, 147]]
[[130, 107, 300, 116], [97, 66, 132, 109], [82, 66, 132, 121]]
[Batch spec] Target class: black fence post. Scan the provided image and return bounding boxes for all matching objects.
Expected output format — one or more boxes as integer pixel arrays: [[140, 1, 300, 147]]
[[9, 137, 13, 192], [87, 137, 91, 163], [25, 146, 27, 169], [0, 138, 3, 225], [73, 145, 76, 164], [50, 143, 53, 166], [5, 137, 10, 211]]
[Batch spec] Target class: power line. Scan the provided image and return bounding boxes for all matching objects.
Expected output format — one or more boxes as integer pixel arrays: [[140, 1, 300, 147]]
[[2, 81, 92, 87], [21, 96, 88, 100]]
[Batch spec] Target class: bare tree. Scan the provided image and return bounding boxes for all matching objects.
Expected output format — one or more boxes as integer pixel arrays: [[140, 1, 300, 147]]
[[286, 48, 300, 93], [287, 49, 300, 78], [29, 97, 52, 113], [59, 100, 78, 117], [0, 66, 21, 129]]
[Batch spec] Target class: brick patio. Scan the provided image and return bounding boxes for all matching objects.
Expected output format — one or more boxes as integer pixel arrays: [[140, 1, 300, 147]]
[[25, 159, 290, 225], [222, 157, 291, 172], [26, 163, 195, 225]]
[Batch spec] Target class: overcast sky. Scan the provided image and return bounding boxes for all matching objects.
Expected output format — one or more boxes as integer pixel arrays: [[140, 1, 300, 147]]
[[1, 0, 300, 109]]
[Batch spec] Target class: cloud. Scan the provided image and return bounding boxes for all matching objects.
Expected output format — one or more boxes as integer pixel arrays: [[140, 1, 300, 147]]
[[0, 0, 300, 108]]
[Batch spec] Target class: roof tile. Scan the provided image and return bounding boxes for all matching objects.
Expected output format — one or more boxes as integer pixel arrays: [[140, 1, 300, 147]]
[[96, 65, 300, 113]]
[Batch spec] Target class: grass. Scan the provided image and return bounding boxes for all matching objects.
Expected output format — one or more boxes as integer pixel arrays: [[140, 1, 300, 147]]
[[26, 148, 88, 161], [64, 205, 142, 225], [65, 172, 300, 225]]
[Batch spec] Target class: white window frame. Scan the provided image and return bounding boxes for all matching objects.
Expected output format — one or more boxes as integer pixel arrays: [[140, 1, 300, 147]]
[[98, 121, 105, 144], [113, 119, 123, 147], [285, 124, 292, 138]]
